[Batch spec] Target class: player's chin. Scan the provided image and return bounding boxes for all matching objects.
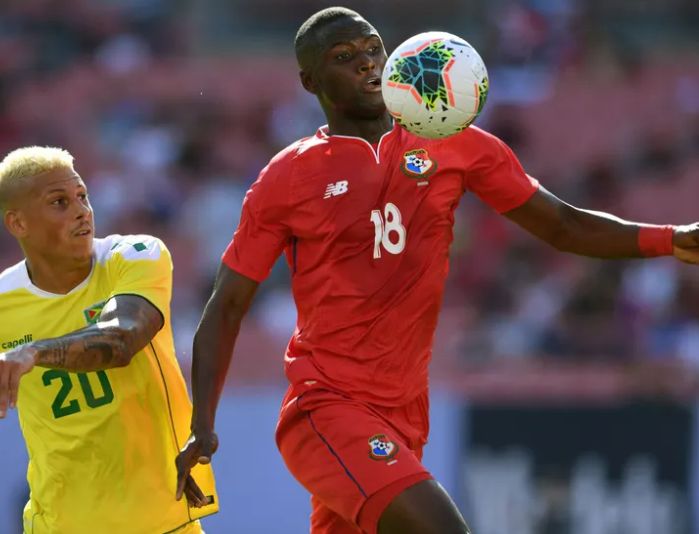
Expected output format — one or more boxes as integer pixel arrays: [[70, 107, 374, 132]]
[[350, 98, 387, 120], [70, 239, 94, 262]]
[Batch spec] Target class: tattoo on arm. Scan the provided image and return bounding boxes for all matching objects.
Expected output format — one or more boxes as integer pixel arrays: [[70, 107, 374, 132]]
[[33, 295, 163, 372], [41, 339, 70, 368], [86, 341, 117, 368]]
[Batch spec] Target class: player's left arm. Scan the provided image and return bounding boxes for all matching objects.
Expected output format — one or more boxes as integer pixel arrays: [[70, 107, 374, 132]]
[[504, 185, 699, 262], [0, 294, 162, 418]]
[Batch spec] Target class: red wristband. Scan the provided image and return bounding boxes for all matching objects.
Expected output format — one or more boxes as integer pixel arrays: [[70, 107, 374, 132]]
[[638, 225, 675, 257]]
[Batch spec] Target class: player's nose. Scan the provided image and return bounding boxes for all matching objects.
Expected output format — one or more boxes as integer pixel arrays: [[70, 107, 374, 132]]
[[357, 53, 376, 74], [74, 199, 92, 219]]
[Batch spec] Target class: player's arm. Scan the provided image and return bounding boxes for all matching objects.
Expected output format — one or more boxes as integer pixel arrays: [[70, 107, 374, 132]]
[[175, 265, 259, 502], [504, 186, 699, 262], [173, 152, 288, 505], [0, 294, 162, 418]]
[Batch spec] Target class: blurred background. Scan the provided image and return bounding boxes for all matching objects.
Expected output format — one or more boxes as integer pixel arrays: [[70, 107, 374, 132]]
[[0, 0, 698, 532]]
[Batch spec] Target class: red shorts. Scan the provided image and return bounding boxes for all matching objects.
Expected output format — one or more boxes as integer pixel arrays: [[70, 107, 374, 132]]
[[275, 387, 433, 534]]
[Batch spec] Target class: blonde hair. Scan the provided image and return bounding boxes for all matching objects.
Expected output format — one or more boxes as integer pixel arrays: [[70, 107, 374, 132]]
[[0, 146, 75, 210]]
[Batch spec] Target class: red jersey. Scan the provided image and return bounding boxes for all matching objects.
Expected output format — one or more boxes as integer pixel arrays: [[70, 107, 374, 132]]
[[223, 123, 538, 406]]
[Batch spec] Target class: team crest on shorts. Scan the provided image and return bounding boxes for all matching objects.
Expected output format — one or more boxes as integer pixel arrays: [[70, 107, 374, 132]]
[[368, 434, 399, 461], [400, 148, 436, 184]]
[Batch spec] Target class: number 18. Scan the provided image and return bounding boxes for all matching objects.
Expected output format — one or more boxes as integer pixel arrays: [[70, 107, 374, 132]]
[[370, 202, 407, 259]]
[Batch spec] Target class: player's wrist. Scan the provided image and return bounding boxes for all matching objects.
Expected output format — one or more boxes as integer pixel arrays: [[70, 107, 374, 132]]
[[12, 344, 37, 364], [191, 420, 215, 436], [638, 224, 675, 257], [3, 345, 38, 373], [30, 346, 40, 367]]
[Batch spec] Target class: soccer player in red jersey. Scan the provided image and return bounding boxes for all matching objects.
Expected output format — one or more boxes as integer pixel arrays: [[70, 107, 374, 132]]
[[175, 7, 699, 534]]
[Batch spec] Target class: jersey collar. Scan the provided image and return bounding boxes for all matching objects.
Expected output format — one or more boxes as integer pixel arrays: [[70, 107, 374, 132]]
[[315, 122, 399, 164], [20, 257, 95, 298]]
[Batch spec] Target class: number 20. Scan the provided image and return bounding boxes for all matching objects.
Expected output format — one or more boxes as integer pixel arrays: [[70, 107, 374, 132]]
[[370, 203, 407, 259], [42, 369, 114, 419]]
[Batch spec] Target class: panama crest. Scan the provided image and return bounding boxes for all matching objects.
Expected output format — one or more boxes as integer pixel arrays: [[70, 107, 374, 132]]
[[368, 434, 399, 461], [401, 148, 437, 183]]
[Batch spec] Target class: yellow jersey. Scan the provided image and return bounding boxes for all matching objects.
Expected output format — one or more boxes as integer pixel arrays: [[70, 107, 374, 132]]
[[0, 234, 218, 534]]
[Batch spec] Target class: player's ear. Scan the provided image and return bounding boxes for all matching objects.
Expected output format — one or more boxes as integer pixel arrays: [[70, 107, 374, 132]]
[[4, 209, 28, 238], [299, 70, 318, 95]]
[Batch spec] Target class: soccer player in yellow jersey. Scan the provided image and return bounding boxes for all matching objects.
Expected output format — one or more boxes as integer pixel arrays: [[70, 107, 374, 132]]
[[0, 146, 218, 534]]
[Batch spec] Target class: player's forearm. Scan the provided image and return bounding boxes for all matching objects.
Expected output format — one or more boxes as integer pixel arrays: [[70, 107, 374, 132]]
[[31, 321, 145, 372], [555, 207, 673, 259], [506, 188, 674, 259], [190, 267, 260, 434], [190, 299, 243, 434]]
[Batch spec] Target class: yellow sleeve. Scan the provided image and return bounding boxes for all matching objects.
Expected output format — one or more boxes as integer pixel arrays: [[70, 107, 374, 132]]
[[107, 235, 173, 317]]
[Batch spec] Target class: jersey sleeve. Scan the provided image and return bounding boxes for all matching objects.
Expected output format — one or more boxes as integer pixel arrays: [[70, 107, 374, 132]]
[[459, 127, 539, 213], [106, 235, 172, 318], [222, 155, 292, 282]]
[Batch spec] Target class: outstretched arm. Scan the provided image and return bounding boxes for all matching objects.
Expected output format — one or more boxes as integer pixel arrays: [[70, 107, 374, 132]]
[[175, 265, 259, 503], [505, 186, 699, 262], [0, 294, 163, 417], [191, 265, 259, 435]]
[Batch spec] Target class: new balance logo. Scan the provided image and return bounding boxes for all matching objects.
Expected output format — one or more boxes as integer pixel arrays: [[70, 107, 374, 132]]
[[324, 180, 349, 199]]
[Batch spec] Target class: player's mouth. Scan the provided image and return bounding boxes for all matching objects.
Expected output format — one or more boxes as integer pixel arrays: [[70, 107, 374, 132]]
[[73, 225, 93, 237], [363, 76, 382, 93]]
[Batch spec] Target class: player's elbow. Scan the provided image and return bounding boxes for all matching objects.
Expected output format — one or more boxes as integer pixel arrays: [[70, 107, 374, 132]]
[[105, 323, 145, 368], [546, 207, 583, 254], [548, 226, 575, 253]]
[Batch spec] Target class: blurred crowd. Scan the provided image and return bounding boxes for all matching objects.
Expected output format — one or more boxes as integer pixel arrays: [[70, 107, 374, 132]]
[[1, 0, 698, 386]]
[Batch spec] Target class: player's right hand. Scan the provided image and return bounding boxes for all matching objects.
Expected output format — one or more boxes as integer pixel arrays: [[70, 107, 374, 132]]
[[0, 346, 37, 418], [175, 431, 219, 507], [673, 223, 699, 264]]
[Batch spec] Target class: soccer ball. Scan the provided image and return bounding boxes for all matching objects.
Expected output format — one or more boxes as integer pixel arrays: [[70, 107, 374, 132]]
[[381, 31, 489, 139]]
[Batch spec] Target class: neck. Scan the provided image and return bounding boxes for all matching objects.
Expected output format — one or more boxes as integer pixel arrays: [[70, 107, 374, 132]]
[[326, 112, 393, 144], [24, 255, 93, 294]]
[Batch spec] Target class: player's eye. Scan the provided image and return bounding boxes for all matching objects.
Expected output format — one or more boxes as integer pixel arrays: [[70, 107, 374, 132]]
[[368, 46, 379, 54], [50, 198, 67, 206], [335, 51, 351, 61]]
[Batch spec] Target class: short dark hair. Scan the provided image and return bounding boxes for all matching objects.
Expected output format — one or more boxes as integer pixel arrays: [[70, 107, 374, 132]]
[[294, 7, 363, 69]]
